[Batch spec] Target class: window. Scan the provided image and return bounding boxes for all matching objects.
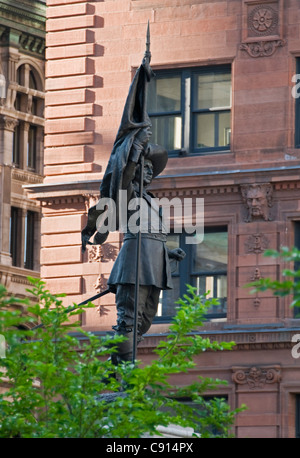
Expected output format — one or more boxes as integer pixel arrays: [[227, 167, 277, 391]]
[[148, 66, 231, 156], [27, 125, 37, 170], [10, 207, 36, 270], [295, 58, 300, 148], [10, 207, 22, 267], [24, 211, 35, 270], [296, 395, 300, 438], [13, 64, 44, 173], [294, 221, 300, 318], [156, 227, 228, 321], [12, 123, 21, 166]]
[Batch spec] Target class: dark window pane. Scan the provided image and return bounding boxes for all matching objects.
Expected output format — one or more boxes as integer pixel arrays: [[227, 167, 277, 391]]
[[148, 77, 181, 113], [219, 112, 231, 147], [196, 113, 215, 148], [24, 211, 35, 270], [192, 231, 228, 273], [296, 395, 300, 438], [29, 71, 37, 90], [196, 72, 231, 110], [191, 230, 228, 317], [14, 93, 21, 111], [295, 59, 300, 147], [155, 230, 228, 321], [157, 234, 180, 318], [158, 277, 181, 317], [27, 125, 37, 170], [12, 124, 21, 166], [31, 97, 38, 116], [151, 115, 182, 151], [10, 207, 21, 267]]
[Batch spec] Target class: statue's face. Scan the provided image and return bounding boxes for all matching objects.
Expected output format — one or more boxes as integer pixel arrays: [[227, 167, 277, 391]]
[[143, 159, 154, 185], [135, 159, 154, 187]]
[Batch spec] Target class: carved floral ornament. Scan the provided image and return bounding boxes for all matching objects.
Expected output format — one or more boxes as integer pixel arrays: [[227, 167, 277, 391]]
[[240, 2, 286, 57], [248, 5, 278, 36], [240, 39, 285, 58], [232, 365, 281, 389], [244, 233, 270, 254]]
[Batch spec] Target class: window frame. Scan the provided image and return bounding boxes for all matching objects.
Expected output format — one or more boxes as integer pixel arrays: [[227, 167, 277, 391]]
[[295, 58, 300, 148], [10, 206, 22, 267], [154, 226, 228, 323], [24, 210, 35, 271], [27, 124, 37, 171], [148, 65, 232, 157]]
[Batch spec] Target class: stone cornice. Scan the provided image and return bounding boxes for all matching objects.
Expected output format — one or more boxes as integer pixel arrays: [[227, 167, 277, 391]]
[[12, 167, 43, 184], [72, 326, 300, 353], [139, 327, 297, 354], [24, 165, 300, 203], [0, 1, 46, 32]]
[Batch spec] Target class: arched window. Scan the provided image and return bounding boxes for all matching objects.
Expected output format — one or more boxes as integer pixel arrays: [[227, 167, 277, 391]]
[[13, 62, 44, 172]]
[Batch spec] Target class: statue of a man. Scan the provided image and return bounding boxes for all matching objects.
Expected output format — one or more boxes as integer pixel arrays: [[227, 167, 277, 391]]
[[107, 128, 185, 364], [82, 42, 185, 364]]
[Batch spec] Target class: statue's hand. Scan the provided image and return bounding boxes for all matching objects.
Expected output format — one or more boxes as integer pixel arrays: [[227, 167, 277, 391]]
[[81, 226, 94, 252], [168, 248, 186, 262], [135, 126, 152, 149]]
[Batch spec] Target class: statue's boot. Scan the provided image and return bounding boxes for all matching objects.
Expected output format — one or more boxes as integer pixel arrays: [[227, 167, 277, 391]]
[[111, 327, 134, 365]]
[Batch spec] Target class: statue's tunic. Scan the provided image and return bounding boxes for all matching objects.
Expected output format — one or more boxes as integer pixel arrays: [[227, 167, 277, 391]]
[[107, 186, 173, 292]]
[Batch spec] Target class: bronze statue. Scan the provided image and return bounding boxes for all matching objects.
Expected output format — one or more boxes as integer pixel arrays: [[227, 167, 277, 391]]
[[81, 24, 185, 364]]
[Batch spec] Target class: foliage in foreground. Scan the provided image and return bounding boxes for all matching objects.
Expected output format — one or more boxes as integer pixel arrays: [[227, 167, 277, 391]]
[[0, 279, 244, 438], [248, 247, 300, 312]]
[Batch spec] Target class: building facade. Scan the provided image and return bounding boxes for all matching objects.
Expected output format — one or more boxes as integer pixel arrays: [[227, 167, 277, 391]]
[[0, 0, 45, 300], [24, 0, 300, 438]]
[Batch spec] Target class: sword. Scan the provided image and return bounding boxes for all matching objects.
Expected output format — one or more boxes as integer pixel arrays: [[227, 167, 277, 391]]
[[31, 288, 111, 331]]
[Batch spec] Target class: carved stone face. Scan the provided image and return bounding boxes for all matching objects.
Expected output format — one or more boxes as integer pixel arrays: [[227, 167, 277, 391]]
[[246, 187, 268, 218], [241, 183, 273, 222]]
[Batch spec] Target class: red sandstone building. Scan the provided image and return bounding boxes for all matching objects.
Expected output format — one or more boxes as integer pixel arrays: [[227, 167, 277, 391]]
[[4, 0, 300, 438]]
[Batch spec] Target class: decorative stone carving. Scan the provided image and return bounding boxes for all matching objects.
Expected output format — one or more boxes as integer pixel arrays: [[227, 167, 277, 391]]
[[240, 183, 273, 222], [88, 243, 118, 263], [240, 39, 285, 58], [1, 115, 18, 132], [244, 233, 270, 253], [240, 1, 285, 58], [88, 245, 102, 263], [248, 5, 278, 36], [232, 365, 281, 389], [250, 268, 264, 307], [93, 274, 107, 293], [251, 267, 263, 281], [253, 297, 261, 307], [19, 33, 45, 55]]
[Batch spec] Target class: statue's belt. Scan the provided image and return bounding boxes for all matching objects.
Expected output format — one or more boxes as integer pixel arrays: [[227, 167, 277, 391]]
[[123, 232, 167, 242]]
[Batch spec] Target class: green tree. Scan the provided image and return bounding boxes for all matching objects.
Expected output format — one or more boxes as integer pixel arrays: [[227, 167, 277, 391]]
[[0, 279, 244, 438], [248, 247, 300, 312]]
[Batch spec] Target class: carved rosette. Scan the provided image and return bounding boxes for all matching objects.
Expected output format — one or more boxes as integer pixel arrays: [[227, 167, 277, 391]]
[[232, 365, 281, 389], [248, 5, 278, 36]]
